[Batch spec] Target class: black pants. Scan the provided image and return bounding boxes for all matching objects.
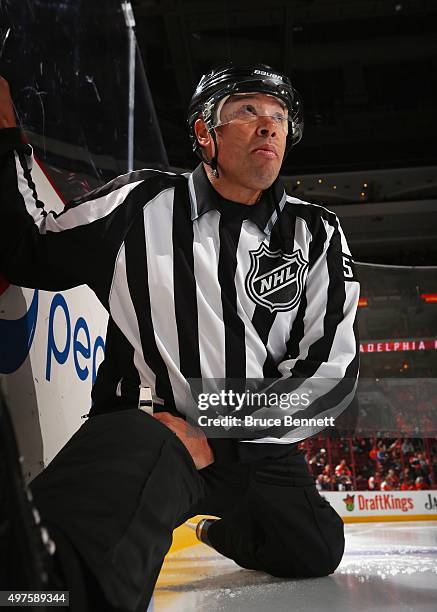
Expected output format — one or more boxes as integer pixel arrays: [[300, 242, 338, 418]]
[[31, 410, 344, 612]]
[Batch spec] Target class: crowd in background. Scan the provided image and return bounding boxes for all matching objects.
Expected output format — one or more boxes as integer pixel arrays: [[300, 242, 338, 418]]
[[301, 436, 437, 491]]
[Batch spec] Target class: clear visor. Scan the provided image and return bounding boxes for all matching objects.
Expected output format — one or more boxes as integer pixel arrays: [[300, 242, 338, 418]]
[[210, 93, 291, 135]]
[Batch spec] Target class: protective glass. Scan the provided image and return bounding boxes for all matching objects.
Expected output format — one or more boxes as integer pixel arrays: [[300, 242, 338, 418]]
[[211, 94, 291, 134]]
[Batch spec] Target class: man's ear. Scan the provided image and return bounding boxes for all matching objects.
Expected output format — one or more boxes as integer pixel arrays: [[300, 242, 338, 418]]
[[194, 117, 211, 148], [194, 117, 217, 162]]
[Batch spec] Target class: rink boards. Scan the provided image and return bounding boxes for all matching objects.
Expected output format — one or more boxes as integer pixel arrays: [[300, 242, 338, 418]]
[[320, 489, 437, 522]]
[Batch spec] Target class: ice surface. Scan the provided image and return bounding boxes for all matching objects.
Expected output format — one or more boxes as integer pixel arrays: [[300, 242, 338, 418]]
[[153, 521, 437, 612]]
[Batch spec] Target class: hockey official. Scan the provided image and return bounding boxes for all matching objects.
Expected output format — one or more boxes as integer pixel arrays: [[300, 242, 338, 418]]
[[0, 65, 360, 611]]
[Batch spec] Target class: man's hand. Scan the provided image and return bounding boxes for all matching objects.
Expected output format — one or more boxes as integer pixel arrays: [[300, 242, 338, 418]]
[[153, 411, 214, 470], [0, 76, 16, 128]]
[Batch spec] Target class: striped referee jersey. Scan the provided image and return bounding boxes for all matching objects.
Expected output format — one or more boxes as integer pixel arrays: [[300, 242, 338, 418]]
[[1, 128, 360, 449]]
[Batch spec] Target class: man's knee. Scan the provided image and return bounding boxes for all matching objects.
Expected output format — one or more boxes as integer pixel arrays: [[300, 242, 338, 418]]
[[302, 538, 344, 577], [260, 526, 345, 579], [263, 547, 343, 579]]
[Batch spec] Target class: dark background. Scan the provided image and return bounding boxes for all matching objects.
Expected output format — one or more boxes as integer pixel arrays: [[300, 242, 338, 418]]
[[133, 0, 437, 175], [132, 0, 437, 265]]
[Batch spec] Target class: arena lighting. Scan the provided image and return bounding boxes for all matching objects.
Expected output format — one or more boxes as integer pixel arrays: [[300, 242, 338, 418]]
[[358, 297, 368, 307], [420, 293, 437, 303]]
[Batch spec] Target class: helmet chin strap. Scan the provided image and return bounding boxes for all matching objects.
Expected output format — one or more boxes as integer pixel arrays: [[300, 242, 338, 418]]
[[197, 128, 220, 178], [209, 129, 220, 178]]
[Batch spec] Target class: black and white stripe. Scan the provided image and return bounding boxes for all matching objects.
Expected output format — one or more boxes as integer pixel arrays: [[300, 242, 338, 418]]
[[1, 129, 360, 445]]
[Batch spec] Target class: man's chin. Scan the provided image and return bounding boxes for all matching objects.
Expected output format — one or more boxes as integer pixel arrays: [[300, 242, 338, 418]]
[[252, 169, 281, 190], [219, 162, 280, 192], [252, 158, 282, 183]]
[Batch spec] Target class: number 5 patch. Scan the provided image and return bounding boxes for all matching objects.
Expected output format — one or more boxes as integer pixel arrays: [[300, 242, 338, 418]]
[[342, 254, 358, 281]]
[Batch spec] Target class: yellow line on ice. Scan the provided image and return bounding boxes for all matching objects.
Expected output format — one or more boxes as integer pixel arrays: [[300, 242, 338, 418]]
[[342, 514, 437, 523], [168, 515, 217, 554]]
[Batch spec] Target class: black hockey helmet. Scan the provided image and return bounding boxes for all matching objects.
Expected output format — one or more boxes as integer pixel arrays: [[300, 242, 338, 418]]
[[187, 63, 304, 172]]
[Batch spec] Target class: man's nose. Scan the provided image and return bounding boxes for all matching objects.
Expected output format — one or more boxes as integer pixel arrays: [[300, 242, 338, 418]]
[[255, 116, 278, 138]]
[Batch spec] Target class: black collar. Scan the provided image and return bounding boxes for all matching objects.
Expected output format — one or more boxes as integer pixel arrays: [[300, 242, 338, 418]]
[[188, 163, 287, 236]]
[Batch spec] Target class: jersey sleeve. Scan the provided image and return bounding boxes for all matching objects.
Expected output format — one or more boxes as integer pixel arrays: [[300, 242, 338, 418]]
[[236, 211, 360, 442], [0, 128, 146, 305]]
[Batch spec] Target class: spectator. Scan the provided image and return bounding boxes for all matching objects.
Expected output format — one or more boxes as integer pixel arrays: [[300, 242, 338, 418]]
[[322, 463, 332, 477], [368, 475, 377, 490], [402, 439, 414, 454], [384, 469, 399, 490], [335, 459, 352, 478], [377, 445, 387, 463], [389, 467, 399, 482], [369, 447, 378, 462], [315, 474, 324, 491], [400, 478, 415, 491], [400, 466, 414, 484], [380, 477, 392, 491], [316, 448, 328, 465], [410, 451, 430, 480], [415, 476, 430, 490]]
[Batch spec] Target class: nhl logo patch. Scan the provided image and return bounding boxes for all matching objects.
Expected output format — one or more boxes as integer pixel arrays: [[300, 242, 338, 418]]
[[245, 243, 308, 312]]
